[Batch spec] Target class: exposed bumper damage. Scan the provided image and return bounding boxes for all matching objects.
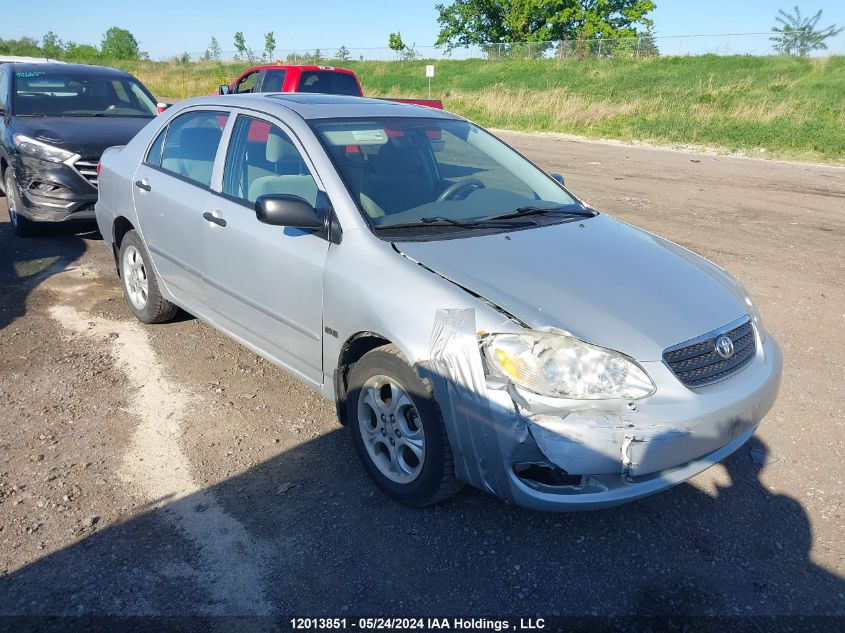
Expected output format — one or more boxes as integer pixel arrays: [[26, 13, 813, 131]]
[[12, 157, 97, 223], [422, 308, 782, 511]]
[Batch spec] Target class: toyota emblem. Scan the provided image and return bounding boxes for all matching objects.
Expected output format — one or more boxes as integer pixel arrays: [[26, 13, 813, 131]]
[[715, 335, 735, 359]]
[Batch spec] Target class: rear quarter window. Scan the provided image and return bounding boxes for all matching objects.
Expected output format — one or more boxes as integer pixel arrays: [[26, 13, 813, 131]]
[[146, 126, 167, 166]]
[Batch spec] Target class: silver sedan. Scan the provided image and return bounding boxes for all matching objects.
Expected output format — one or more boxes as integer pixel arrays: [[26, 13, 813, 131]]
[[95, 94, 782, 510]]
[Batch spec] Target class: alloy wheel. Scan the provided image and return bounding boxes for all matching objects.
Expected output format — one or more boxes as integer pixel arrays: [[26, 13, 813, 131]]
[[357, 375, 426, 484], [122, 245, 149, 310]]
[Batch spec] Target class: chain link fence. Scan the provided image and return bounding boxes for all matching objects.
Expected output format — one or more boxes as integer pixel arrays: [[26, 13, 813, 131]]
[[172, 32, 842, 63]]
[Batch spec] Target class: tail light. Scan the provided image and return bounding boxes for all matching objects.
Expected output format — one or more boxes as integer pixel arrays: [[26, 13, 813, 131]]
[[156, 102, 171, 115], [96, 162, 102, 176]]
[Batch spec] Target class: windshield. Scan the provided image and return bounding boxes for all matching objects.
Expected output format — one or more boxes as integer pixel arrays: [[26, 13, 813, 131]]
[[13, 70, 157, 117], [311, 117, 583, 232]]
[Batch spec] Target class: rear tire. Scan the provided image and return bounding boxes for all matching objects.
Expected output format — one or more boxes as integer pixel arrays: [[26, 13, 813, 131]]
[[346, 344, 462, 507], [4, 171, 40, 238], [119, 230, 179, 324]]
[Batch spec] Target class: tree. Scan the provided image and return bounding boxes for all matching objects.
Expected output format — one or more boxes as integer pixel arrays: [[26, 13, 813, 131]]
[[637, 28, 659, 57], [336, 45, 351, 61], [264, 31, 276, 62], [206, 36, 222, 62], [100, 26, 141, 60], [64, 41, 100, 60], [770, 6, 843, 57], [435, 0, 656, 51], [234, 31, 247, 60], [388, 32, 406, 55], [42, 31, 64, 59]]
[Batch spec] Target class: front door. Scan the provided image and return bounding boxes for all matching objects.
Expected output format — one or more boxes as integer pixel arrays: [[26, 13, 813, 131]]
[[203, 113, 329, 385], [133, 109, 229, 310]]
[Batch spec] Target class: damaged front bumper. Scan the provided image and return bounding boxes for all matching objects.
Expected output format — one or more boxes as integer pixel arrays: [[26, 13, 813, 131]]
[[12, 156, 97, 223], [424, 309, 782, 512]]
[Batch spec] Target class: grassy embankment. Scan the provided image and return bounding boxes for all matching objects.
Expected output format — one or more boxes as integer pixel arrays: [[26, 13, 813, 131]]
[[112, 56, 844, 162]]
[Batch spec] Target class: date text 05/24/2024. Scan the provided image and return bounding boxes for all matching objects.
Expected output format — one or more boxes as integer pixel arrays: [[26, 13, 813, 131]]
[[289, 617, 546, 631]]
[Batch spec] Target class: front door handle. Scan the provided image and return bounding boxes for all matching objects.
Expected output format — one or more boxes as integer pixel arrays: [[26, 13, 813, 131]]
[[203, 211, 227, 227], [134, 179, 151, 192]]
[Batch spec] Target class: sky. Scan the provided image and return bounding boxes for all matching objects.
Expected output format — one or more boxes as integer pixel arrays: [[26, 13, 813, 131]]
[[2, 0, 844, 58]]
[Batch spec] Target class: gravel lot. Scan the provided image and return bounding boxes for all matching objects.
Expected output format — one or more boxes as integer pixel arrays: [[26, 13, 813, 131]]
[[0, 133, 843, 621]]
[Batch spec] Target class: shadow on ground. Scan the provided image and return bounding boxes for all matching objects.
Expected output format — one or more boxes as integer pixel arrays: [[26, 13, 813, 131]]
[[0, 428, 842, 620], [0, 215, 98, 331]]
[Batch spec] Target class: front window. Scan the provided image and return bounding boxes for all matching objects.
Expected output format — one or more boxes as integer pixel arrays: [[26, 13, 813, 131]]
[[297, 71, 360, 96], [312, 117, 586, 234], [223, 115, 318, 206], [234, 71, 258, 94], [13, 70, 157, 117]]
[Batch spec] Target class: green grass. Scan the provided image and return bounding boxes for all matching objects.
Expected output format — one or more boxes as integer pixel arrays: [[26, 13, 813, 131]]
[[109, 56, 844, 162]]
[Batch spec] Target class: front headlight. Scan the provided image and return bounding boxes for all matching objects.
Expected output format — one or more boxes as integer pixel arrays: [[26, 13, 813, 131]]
[[482, 331, 655, 400], [13, 134, 76, 163]]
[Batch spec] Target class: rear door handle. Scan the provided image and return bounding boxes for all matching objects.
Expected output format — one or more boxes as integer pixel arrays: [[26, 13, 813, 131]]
[[134, 180, 151, 192], [203, 211, 227, 227]]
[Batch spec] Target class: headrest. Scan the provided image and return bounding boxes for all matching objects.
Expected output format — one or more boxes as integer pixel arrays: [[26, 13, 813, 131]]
[[266, 130, 298, 163], [179, 126, 222, 156]]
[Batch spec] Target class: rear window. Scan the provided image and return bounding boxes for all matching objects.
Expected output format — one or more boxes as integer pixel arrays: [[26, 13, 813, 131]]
[[159, 111, 229, 188], [297, 71, 360, 97], [13, 70, 157, 118]]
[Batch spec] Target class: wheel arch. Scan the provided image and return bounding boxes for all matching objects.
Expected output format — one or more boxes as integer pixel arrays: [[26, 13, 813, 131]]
[[334, 331, 394, 426], [111, 216, 136, 275]]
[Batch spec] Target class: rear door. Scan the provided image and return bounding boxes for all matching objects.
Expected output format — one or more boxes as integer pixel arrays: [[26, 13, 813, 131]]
[[202, 112, 329, 385], [132, 109, 229, 310], [259, 69, 287, 93]]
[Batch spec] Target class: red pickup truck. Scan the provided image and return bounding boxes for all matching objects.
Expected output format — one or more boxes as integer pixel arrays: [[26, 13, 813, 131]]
[[216, 64, 443, 109]]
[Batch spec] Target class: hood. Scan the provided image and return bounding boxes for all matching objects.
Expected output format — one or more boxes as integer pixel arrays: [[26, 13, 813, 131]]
[[13, 116, 152, 158], [395, 215, 748, 361]]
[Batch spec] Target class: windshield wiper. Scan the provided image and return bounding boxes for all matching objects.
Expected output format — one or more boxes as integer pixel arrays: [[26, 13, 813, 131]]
[[421, 216, 484, 227], [482, 205, 597, 222], [377, 215, 533, 231]]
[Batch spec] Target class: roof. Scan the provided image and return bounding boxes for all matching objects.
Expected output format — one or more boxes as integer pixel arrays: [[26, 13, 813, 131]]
[[238, 64, 356, 74], [0, 62, 132, 77], [0, 55, 66, 65], [188, 92, 458, 121]]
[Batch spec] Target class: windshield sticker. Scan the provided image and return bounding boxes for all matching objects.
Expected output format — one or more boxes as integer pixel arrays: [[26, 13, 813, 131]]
[[352, 129, 387, 143], [16, 71, 46, 78], [324, 128, 388, 146]]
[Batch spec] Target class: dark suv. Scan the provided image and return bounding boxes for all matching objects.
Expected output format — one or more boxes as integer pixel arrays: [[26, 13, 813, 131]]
[[0, 62, 158, 236]]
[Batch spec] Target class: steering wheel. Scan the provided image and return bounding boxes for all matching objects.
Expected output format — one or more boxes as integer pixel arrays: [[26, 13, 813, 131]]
[[436, 178, 486, 202]]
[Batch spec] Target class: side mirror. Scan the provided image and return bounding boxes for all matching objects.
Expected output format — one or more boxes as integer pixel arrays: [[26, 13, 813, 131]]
[[255, 194, 325, 229], [218, 84, 230, 96], [550, 173, 565, 186]]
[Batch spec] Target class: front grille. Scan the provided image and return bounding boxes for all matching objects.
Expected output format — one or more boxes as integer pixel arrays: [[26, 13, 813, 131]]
[[663, 316, 756, 387], [71, 158, 98, 188]]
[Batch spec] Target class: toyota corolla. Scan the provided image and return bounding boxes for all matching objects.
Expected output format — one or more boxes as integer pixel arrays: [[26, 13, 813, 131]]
[[94, 94, 782, 510]]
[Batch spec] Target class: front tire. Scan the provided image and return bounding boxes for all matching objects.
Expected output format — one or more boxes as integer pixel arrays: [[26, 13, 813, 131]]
[[346, 344, 462, 507], [119, 230, 179, 324], [4, 171, 40, 238]]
